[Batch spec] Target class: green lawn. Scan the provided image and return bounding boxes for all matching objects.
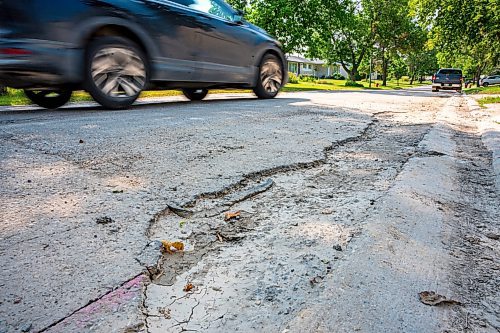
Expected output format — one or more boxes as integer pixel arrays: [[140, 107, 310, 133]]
[[283, 79, 427, 92], [0, 80, 428, 107], [464, 85, 500, 95], [477, 96, 500, 108]]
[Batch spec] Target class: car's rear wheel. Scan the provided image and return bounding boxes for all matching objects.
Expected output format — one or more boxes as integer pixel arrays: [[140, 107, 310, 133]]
[[253, 54, 284, 99], [24, 89, 72, 109], [85, 36, 148, 110], [182, 88, 208, 101], [483, 82, 489, 87]]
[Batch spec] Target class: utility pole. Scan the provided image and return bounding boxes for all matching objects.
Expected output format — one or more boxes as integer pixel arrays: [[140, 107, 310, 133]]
[[369, 51, 373, 88]]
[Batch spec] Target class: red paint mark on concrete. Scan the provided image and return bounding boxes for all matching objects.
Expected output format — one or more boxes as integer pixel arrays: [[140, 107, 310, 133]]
[[47, 274, 146, 332]]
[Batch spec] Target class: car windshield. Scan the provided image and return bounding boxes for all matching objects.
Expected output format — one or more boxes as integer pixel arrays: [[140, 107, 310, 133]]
[[439, 69, 462, 75]]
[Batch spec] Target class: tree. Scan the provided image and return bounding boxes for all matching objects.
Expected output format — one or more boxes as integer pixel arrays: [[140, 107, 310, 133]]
[[226, 0, 320, 54], [309, 0, 373, 82], [389, 53, 407, 84], [368, 0, 414, 86], [411, 0, 500, 86]]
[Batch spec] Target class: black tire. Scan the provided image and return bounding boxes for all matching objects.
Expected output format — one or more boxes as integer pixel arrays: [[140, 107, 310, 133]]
[[182, 88, 208, 101], [483, 82, 489, 87], [85, 36, 148, 110], [253, 54, 284, 99], [24, 89, 72, 109]]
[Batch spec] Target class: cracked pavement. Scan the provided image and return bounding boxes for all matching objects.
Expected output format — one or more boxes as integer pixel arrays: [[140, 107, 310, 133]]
[[0, 88, 498, 332]]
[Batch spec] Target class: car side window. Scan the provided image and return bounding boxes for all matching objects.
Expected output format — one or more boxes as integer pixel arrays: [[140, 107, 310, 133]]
[[170, 0, 233, 21]]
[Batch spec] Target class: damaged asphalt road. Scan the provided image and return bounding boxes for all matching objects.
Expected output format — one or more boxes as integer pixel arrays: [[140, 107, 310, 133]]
[[0, 88, 498, 332]]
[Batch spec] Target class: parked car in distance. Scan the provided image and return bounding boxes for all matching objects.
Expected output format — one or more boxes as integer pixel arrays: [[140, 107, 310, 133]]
[[432, 68, 463, 93], [480, 75, 500, 87], [0, 0, 287, 109]]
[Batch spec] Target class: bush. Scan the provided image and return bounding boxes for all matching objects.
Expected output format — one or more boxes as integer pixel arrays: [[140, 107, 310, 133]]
[[288, 72, 299, 84], [299, 75, 316, 82], [331, 73, 345, 80], [344, 81, 364, 88]]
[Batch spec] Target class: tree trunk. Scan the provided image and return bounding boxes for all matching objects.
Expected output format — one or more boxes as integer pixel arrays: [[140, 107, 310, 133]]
[[410, 73, 415, 85], [382, 56, 388, 86], [0, 85, 6, 96], [475, 67, 482, 87], [349, 65, 359, 82], [341, 63, 357, 82]]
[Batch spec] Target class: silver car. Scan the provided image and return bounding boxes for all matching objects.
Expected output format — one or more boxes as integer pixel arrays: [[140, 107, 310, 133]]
[[481, 75, 500, 87]]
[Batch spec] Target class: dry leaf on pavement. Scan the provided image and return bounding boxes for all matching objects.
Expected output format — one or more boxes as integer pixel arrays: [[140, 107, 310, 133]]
[[183, 283, 194, 292], [161, 241, 184, 254], [224, 211, 241, 221]]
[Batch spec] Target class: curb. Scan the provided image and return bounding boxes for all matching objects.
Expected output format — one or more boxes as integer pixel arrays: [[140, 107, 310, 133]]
[[465, 95, 500, 190]]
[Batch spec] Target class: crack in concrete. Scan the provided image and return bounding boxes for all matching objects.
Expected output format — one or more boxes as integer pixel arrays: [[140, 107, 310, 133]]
[[145, 118, 377, 239], [138, 106, 440, 331], [38, 273, 145, 333], [168, 289, 207, 331]]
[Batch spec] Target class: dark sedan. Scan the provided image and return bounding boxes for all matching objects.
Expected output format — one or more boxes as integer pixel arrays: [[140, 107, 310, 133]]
[[0, 0, 287, 109]]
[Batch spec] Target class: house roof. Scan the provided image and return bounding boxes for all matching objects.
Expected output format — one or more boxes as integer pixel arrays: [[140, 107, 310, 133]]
[[287, 55, 325, 65], [286, 55, 339, 66]]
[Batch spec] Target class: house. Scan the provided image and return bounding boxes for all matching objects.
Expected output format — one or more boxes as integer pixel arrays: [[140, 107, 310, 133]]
[[286, 55, 349, 78]]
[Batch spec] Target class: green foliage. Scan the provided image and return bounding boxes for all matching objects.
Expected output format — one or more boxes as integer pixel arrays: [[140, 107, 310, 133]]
[[288, 72, 299, 84], [243, 0, 320, 53], [309, 0, 373, 81], [411, 0, 500, 85], [299, 75, 316, 82], [345, 81, 364, 87], [330, 73, 345, 80]]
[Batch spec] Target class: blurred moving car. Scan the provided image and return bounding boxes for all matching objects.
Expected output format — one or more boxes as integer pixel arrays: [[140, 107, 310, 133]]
[[432, 68, 463, 93], [0, 0, 287, 109], [480, 75, 500, 87]]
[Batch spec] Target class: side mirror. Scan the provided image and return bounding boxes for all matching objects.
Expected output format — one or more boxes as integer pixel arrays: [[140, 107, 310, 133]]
[[232, 9, 244, 24]]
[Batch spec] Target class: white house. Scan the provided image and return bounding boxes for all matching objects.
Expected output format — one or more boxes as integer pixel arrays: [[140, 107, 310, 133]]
[[286, 55, 349, 78]]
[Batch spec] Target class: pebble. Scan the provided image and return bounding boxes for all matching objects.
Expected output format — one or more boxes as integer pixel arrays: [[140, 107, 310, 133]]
[[20, 323, 32, 332], [485, 232, 499, 240]]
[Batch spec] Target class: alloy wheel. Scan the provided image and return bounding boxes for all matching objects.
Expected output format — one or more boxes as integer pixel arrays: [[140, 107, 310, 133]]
[[260, 58, 283, 94], [91, 47, 146, 98]]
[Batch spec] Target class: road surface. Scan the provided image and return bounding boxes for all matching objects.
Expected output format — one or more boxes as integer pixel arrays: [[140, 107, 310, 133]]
[[0, 87, 498, 333]]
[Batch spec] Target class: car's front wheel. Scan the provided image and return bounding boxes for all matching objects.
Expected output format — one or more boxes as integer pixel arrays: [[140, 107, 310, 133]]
[[182, 88, 208, 101], [24, 89, 72, 109], [483, 82, 489, 87], [253, 54, 284, 99], [85, 36, 148, 110]]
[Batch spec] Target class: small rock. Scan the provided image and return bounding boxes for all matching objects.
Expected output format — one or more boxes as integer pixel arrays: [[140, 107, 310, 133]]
[[96, 216, 114, 224], [136, 241, 163, 267], [321, 209, 334, 215], [333, 245, 342, 251], [20, 323, 32, 332], [485, 232, 499, 240], [79, 139, 84, 144], [0, 319, 7, 333]]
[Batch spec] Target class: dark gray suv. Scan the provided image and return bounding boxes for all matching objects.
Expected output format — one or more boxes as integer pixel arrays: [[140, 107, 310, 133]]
[[0, 0, 287, 109]]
